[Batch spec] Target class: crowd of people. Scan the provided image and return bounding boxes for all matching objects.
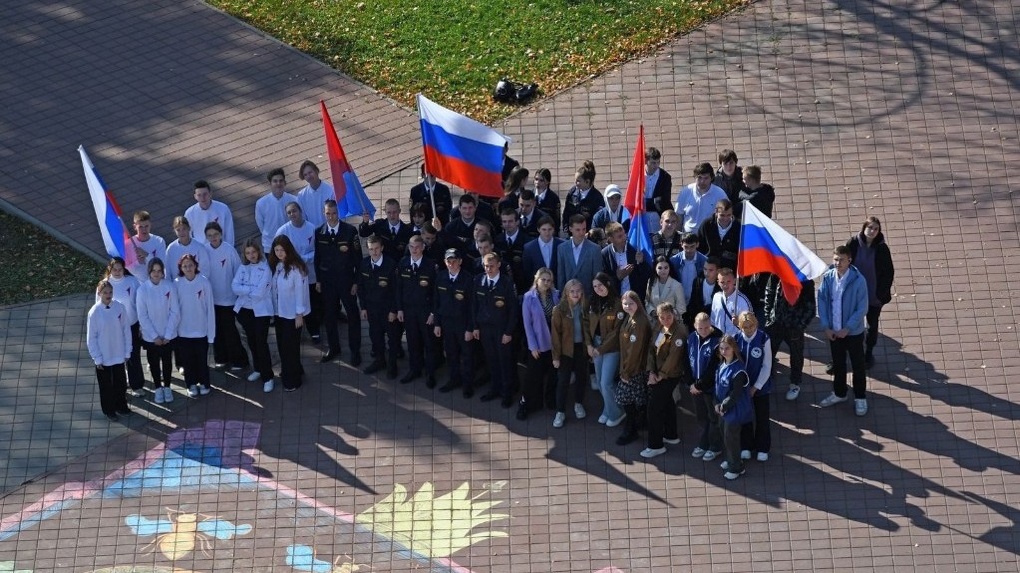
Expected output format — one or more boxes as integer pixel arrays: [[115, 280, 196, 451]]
[[84, 148, 895, 481]]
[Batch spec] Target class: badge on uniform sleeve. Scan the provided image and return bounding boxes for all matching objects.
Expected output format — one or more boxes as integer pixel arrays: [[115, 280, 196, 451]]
[[629, 334, 636, 343], [616, 312, 625, 320], [675, 339, 683, 347], [751, 347, 763, 358]]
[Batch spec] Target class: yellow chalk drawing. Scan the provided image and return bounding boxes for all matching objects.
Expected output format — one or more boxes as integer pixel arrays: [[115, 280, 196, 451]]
[[355, 482, 509, 558], [125, 508, 252, 561]]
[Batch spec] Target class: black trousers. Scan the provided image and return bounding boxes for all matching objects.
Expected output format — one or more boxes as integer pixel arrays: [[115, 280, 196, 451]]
[[177, 337, 210, 388], [305, 285, 322, 338], [740, 392, 771, 454], [555, 343, 588, 412], [95, 363, 129, 416], [479, 324, 514, 398], [404, 311, 435, 375], [523, 349, 555, 410], [142, 339, 174, 387], [127, 322, 145, 390], [237, 308, 274, 383], [275, 317, 304, 389], [866, 305, 883, 353], [831, 332, 867, 398], [694, 391, 722, 452], [321, 283, 361, 355], [767, 323, 805, 385], [646, 377, 679, 449], [366, 309, 398, 365], [440, 322, 473, 388], [213, 305, 249, 368]]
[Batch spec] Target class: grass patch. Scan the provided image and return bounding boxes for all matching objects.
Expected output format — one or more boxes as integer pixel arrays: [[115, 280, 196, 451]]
[[209, 0, 748, 122], [0, 212, 105, 306]]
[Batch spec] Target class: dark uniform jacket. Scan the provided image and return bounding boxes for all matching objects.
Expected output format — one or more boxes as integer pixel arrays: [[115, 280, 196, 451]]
[[359, 219, 414, 261], [471, 273, 519, 335], [357, 256, 398, 313], [314, 222, 361, 287]]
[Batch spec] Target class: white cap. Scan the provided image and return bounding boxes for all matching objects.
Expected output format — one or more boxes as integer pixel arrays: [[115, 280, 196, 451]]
[[605, 184, 622, 198]]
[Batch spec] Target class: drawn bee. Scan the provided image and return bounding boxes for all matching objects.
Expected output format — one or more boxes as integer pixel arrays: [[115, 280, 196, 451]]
[[286, 544, 370, 573], [124, 509, 252, 561]]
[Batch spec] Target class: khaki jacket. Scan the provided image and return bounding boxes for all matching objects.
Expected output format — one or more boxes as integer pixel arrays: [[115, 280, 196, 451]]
[[551, 297, 591, 361]]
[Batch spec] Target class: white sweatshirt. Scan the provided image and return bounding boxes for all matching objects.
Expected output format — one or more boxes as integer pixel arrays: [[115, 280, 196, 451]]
[[185, 200, 235, 246], [136, 279, 180, 342], [232, 261, 274, 317], [174, 275, 216, 342], [86, 300, 132, 366], [205, 242, 241, 306], [273, 263, 310, 319], [99, 274, 140, 326]]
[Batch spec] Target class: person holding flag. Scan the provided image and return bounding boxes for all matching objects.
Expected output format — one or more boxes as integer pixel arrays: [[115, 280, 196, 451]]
[[737, 201, 828, 403]]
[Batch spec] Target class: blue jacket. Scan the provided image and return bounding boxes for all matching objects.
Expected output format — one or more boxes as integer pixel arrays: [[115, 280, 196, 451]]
[[688, 328, 722, 392], [817, 265, 869, 336], [715, 359, 752, 425], [738, 329, 772, 395]]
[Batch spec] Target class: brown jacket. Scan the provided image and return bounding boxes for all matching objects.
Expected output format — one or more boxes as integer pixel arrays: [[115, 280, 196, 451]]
[[551, 297, 591, 361], [619, 311, 652, 380], [587, 299, 624, 354], [647, 321, 690, 381]]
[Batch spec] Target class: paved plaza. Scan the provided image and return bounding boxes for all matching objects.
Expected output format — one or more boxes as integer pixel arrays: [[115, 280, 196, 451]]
[[0, 0, 1018, 571]]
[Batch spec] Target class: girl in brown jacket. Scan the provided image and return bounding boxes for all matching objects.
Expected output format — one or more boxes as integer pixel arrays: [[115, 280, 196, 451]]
[[616, 290, 652, 445], [551, 279, 591, 428], [642, 302, 690, 458]]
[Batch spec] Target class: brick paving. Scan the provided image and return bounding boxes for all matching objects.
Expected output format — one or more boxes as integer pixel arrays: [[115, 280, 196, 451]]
[[1, 0, 1019, 571]]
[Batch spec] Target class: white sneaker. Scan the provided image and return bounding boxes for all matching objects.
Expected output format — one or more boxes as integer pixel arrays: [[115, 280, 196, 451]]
[[127, 389, 142, 398], [199, 385, 211, 396], [187, 386, 199, 398], [720, 460, 729, 470], [606, 412, 626, 427], [263, 379, 275, 393], [819, 392, 848, 407], [573, 403, 587, 419], [702, 450, 720, 461], [247, 371, 261, 383], [724, 469, 745, 480], [640, 447, 666, 459], [597, 414, 608, 424], [663, 437, 681, 445], [163, 387, 174, 403], [154, 388, 165, 404], [757, 452, 769, 462], [785, 385, 801, 401], [691, 447, 706, 458], [855, 398, 869, 416], [740, 450, 752, 460], [553, 412, 566, 428]]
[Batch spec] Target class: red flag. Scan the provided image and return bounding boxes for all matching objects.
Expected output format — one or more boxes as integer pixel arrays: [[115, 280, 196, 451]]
[[623, 126, 653, 262], [320, 101, 375, 218], [623, 125, 645, 215]]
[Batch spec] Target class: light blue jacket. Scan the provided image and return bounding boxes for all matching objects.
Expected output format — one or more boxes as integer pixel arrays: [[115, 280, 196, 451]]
[[817, 265, 868, 336]]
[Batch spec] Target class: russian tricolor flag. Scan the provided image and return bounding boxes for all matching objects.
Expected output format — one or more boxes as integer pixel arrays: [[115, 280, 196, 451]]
[[320, 100, 376, 220], [417, 94, 507, 198], [624, 125, 653, 263], [79, 145, 138, 269], [738, 202, 827, 304]]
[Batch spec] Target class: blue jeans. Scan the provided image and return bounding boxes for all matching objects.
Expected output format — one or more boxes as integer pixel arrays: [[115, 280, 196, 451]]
[[594, 351, 622, 421]]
